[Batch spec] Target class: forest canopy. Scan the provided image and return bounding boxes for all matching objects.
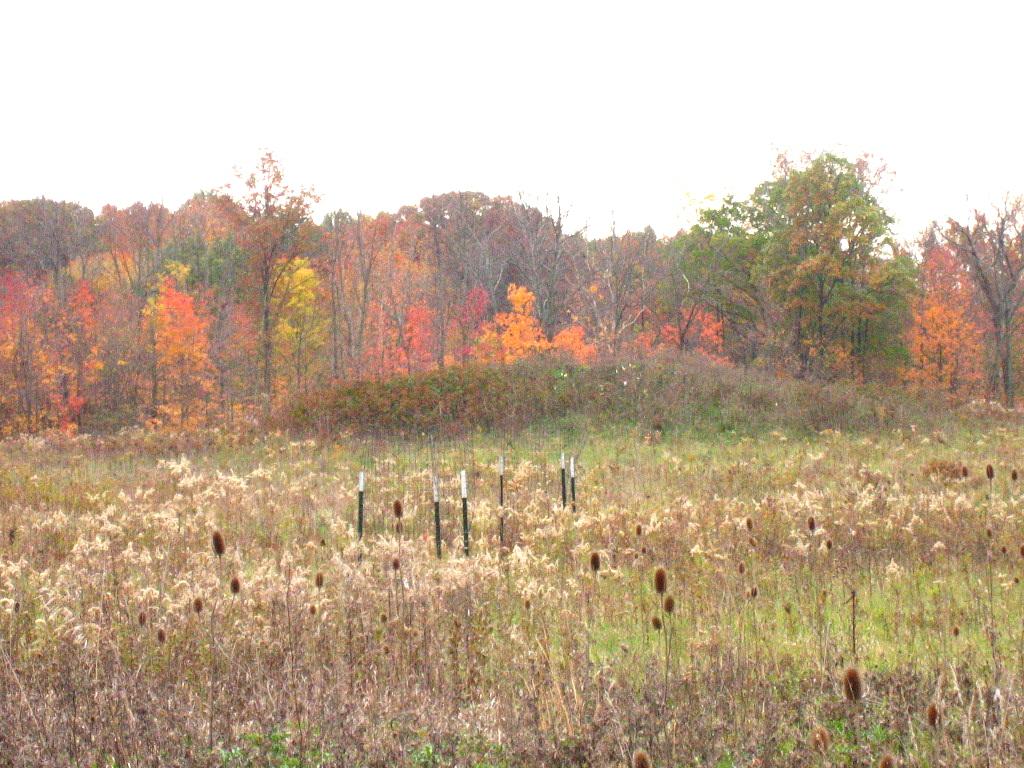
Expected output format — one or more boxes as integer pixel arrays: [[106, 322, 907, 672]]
[[0, 151, 1018, 432]]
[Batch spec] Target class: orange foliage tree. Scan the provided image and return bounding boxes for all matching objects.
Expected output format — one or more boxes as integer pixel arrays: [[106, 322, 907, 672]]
[[905, 240, 985, 396], [475, 284, 597, 364], [147, 275, 215, 424]]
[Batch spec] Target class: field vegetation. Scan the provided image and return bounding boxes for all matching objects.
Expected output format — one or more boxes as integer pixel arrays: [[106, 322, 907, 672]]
[[2, 374, 1023, 766]]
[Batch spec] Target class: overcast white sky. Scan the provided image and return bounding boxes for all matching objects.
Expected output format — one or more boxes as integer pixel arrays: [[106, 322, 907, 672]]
[[3, 0, 1022, 243]]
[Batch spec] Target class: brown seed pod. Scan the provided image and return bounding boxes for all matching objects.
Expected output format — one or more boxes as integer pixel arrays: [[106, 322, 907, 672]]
[[987, 465, 995, 480], [879, 753, 897, 768], [138, 611, 146, 627], [784, 603, 792, 615], [156, 628, 166, 644], [811, 724, 832, 753], [927, 702, 939, 728], [807, 516, 816, 533], [738, 562, 746, 575], [962, 466, 969, 478], [393, 499, 403, 518], [654, 567, 668, 595], [843, 667, 863, 702], [6, 527, 14, 545], [309, 604, 317, 616], [632, 750, 652, 768], [651, 615, 662, 631], [749, 585, 758, 599], [212, 530, 225, 558], [1013, 469, 1019, 482], [952, 625, 960, 637], [315, 572, 324, 589], [590, 552, 601, 573], [391, 556, 400, 571], [663, 595, 675, 614], [230, 576, 241, 595], [745, 517, 753, 531], [635, 524, 643, 537], [193, 597, 204, 615], [825, 539, 833, 551]]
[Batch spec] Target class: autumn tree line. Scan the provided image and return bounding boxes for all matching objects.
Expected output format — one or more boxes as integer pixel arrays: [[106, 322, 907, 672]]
[[0, 151, 1021, 432]]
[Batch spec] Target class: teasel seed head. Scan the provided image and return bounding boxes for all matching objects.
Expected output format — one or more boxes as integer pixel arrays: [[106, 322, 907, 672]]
[[156, 627, 166, 644], [879, 753, 896, 768], [230, 576, 241, 595], [826, 539, 833, 551], [927, 702, 940, 728], [315, 572, 324, 589], [987, 464, 994, 480], [309, 604, 317, 616], [635, 523, 643, 537], [952, 625, 960, 637], [393, 499, 403, 518], [738, 562, 746, 575], [391, 556, 400, 571], [811, 724, 832, 753], [842, 667, 863, 702], [987, 527, 993, 539], [962, 465, 969, 478], [212, 530, 225, 558], [138, 611, 146, 627], [651, 615, 662, 631], [654, 567, 668, 595], [807, 516, 816, 533], [632, 750, 652, 768], [745, 516, 753, 531], [590, 552, 601, 573], [1013, 469, 1019, 482], [192, 597, 204, 615], [749, 585, 758, 599], [663, 595, 675, 614]]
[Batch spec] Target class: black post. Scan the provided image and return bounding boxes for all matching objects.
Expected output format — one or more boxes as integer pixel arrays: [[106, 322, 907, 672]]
[[570, 455, 576, 512], [357, 471, 365, 540], [499, 454, 505, 507], [460, 470, 470, 556], [498, 455, 505, 552], [560, 452, 567, 508], [433, 475, 442, 559]]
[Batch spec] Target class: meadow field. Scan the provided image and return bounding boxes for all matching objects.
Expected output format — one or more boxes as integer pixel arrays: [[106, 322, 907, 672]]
[[2, 411, 1024, 767]]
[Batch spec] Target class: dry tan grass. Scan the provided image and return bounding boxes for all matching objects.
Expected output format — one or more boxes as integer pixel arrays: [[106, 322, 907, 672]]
[[0, 425, 1023, 766]]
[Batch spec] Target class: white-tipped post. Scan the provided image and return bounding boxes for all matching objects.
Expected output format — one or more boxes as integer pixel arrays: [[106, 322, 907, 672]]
[[358, 471, 365, 492]]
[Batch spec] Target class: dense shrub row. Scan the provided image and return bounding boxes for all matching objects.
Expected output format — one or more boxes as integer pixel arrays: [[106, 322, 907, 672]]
[[287, 352, 967, 437]]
